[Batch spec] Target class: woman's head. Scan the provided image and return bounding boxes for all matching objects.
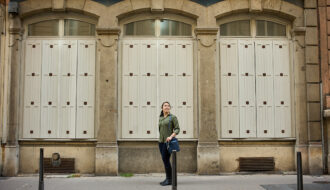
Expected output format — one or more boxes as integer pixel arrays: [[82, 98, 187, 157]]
[[160, 101, 171, 116]]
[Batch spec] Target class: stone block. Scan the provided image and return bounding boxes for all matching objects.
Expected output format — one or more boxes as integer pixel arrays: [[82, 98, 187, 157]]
[[52, 0, 65, 11], [305, 27, 318, 45], [305, 46, 319, 64], [306, 65, 320, 82], [249, 0, 262, 12], [307, 102, 321, 121], [308, 122, 321, 141], [304, 0, 317, 8], [307, 83, 320, 102], [305, 9, 317, 27]]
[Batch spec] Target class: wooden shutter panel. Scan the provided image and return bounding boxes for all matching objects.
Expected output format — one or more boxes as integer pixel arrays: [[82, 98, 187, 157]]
[[140, 40, 157, 138], [23, 40, 42, 138], [76, 40, 95, 138], [255, 41, 274, 138], [59, 40, 77, 138], [122, 40, 140, 138], [41, 41, 60, 138], [238, 40, 256, 138], [220, 40, 239, 138], [273, 41, 291, 137]]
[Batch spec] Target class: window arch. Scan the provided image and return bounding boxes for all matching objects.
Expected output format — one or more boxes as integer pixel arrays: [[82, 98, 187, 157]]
[[27, 19, 96, 37], [124, 19, 192, 37], [218, 15, 289, 38]]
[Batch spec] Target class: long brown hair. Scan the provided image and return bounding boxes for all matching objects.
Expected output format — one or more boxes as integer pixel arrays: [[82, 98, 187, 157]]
[[159, 101, 171, 117]]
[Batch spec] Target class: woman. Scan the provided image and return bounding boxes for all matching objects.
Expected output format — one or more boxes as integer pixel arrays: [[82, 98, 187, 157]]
[[158, 101, 180, 186]]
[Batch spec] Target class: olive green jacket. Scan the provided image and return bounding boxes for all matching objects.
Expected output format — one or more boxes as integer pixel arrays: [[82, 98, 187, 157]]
[[158, 113, 180, 143]]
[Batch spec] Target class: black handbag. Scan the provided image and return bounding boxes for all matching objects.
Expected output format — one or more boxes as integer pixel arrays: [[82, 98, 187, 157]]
[[166, 115, 180, 154]]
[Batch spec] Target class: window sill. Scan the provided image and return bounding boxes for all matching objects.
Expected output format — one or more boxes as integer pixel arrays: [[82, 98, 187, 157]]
[[218, 138, 296, 142]]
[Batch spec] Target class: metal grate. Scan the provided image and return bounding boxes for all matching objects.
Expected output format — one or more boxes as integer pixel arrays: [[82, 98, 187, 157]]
[[44, 158, 75, 173], [239, 157, 275, 172]]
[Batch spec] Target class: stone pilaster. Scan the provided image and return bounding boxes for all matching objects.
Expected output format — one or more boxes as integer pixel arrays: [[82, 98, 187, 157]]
[[2, 15, 22, 176], [195, 28, 220, 174], [95, 28, 120, 175]]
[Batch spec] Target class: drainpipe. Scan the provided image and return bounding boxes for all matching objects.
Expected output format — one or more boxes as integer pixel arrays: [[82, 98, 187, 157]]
[[320, 82, 327, 174]]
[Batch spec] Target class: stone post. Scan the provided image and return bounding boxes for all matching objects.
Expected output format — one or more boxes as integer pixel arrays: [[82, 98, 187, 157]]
[[195, 28, 220, 174], [95, 28, 120, 175]]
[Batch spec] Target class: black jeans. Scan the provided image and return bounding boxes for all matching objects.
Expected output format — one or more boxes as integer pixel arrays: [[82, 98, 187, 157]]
[[159, 142, 172, 180]]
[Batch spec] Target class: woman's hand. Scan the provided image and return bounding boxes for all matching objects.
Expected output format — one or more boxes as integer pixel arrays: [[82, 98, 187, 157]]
[[166, 136, 172, 142]]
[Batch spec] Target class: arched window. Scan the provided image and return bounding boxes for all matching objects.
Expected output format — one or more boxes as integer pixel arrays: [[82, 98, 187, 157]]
[[220, 19, 287, 37], [28, 19, 95, 37], [219, 18, 291, 139], [124, 19, 192, 37]]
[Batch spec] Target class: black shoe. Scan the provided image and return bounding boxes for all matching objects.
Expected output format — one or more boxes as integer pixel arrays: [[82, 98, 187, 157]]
[[161, 179, 172, 186], [159, 179, 166, 185]]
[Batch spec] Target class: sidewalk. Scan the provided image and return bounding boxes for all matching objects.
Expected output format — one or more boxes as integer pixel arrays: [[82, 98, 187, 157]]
[[1, 174, 330, 190]]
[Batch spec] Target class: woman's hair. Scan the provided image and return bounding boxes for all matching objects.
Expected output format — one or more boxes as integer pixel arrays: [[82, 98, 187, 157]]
[[159, 101, 171, 117]]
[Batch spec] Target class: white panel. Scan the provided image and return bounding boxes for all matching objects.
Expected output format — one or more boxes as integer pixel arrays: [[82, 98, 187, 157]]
[[158, 40, 176, 76], [122, 106, 140, 138], [175, 106, 193, 138], [76, 76, 94, 138], [159, 76, 176, 107], [60, 40, 77, 76], [255, 41, 273, 76], [257, 106, 274, 137], [221, 76, 239, 138], [273, 41, 289, 76], [23, 107, 40, 138], [122, 40, 140, 76], [76, 107, 94, 138], [77, 40, 96, 76], [275, 106, 291, 137], [59, 76, 76, 138], [41, 76, 58, 138], [41, 40, 59, 138], [255, 40, 274, 138], [220, 40, 238, 76], [42, 41, 60, 75], [140, 75, 157, 138], [25, 40, 42, 76], [140, 40, 157, 75], [176, 40, 193, 76], [221, 106, 239, 138], [238, 40, 256, 138], [24, 76, 41, 107]]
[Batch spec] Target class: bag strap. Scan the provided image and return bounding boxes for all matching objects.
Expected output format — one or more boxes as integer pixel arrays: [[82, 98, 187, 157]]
[[168, 115, 172, 133]]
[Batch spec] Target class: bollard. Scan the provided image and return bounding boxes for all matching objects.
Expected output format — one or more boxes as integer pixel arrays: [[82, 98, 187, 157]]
[[297, 152, 303, 190], [172, 150, 177, 190], [39, 148, 44, 190]]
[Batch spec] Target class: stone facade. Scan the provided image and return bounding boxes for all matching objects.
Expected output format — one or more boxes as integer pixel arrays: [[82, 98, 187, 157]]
[[0, 0, 327, 176]]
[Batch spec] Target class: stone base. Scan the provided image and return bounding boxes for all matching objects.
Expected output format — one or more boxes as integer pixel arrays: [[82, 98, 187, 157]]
[[308, 143, 323, 175], [2, 145, 19, 176], [95, 142, 118, 176], [197, 142, 220, 175], [295, 145, 310, 174]]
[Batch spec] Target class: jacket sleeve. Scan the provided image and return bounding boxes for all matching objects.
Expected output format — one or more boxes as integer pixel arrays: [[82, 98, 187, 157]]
[[172, 116, 180, 135]]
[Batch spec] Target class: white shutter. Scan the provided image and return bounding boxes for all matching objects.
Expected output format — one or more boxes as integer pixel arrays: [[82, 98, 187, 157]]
[[23, 40, 42, 138], [238, 40, 256, 138], [122, 40, 140, 138], [76, 40, 95, 138], [220, 40, 239, 138], [175, 40, 193, 138], [255, 40, 274, 137], [59, 40, 77, 138], [273, 41, 291, 137], [140, 40, 157, 138], [158, 40, 176, 110], [40, 41, 59, 138]]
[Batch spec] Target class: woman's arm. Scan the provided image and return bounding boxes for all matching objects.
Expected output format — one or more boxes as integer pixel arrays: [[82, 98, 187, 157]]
[[166, 116, 180, 142]]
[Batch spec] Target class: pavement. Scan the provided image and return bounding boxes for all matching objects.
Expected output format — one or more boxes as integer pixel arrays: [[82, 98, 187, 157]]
[[0, 174, 330, 190]]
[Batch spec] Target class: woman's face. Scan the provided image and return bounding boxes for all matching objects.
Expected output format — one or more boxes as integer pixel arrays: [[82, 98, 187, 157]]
[[162, 102, 171, 113]]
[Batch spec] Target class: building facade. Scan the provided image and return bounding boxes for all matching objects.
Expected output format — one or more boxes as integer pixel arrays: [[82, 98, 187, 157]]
[[0, 0, 329, 176]]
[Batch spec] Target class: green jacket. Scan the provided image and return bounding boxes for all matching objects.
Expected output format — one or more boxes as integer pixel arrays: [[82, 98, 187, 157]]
[[158, 113, 180, 143]]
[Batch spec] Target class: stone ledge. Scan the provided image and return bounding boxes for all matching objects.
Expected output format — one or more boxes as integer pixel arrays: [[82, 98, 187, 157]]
[[96, 27, 121, 35], [323, 109, 330, 118]]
